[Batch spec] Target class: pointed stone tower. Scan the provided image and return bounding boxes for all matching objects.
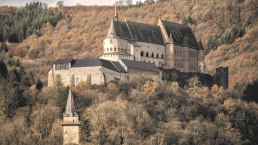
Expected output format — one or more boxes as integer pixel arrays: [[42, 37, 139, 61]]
[[62, 88, 80, 145]]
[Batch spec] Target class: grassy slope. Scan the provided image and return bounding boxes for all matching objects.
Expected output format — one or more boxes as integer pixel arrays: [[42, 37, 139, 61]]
[[5, 0, 258, 88]]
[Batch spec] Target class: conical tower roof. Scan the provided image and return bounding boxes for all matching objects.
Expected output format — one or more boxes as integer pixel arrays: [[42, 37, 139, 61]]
[[64, 88, 78, 117]]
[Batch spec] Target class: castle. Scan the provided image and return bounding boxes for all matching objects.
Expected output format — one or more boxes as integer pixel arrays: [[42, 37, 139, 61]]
[[48, 7, 206, 87]]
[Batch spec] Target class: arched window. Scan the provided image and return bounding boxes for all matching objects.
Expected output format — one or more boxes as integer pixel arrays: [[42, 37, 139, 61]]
[[118, 48, 121, 52], [161, 54, 164, 59], [146, 52, 149, 57], [141, 51, 144, 56], [114, 48, 117, 51], [156, 53, 159, 58], [151, 53, 154, 57], [110, 47, 113, 51], [107, 48, 109, 52]]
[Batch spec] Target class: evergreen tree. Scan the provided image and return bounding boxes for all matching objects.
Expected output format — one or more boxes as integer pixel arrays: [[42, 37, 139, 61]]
[[98, 126, 108, 145]]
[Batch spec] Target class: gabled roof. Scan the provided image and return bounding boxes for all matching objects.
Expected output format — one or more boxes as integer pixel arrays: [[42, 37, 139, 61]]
[[121, 59, 159, 73], [107, 20, 132, 40], [126, 21, 164, 45], [161, 20, 199, 49], [111, 61, 127, 73], [72, 58, 101, 67], [54, 58, 73, 64], [107, 20, 165, 45], [71, 58, 126, 73], [100, 59, 126, 73]]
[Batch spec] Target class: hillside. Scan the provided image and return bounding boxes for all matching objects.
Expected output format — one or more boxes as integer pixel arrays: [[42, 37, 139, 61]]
[[1, 46, 258, 144], [0, 1, 258, 144], [4, 0, 258, 89]]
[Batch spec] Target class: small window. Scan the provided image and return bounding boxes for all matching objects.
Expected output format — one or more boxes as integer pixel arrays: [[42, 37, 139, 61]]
[[114, 48, 117, 51], [141, 51, 144, 56], [107, 48, 109, 52], [151, 53, 154, 57], [161, 54, 164, 59], [110, 47, 113, 51], [156, 54, 159, 58], [74, 76, 80, 86], [146, 52, 149, 57]]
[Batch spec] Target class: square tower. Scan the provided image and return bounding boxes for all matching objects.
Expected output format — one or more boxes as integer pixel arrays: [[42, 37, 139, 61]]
[[62, 88, 80, 145]]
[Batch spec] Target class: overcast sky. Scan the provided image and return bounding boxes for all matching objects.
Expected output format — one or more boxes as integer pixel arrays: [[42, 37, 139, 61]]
[[0, 0, 139, 6]]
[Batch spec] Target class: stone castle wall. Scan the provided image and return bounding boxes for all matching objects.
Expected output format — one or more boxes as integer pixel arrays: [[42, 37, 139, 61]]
[[160, 67, 229, 89], [127, 68, 160, 81]]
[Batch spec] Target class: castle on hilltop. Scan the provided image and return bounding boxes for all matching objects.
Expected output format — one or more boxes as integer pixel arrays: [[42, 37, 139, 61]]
[[100, 7, 204, 72], [48, 7, 228, 88]]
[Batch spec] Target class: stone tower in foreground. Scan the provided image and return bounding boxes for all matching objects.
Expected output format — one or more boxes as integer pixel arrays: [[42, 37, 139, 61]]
[[62, 88, 80, 145]]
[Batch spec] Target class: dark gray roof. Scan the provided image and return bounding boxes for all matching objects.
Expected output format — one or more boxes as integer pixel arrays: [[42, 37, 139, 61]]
[[111, 61, 127, 73], [107, 20, 165, 45], [121, 59, 159, 73], [107, 20, 132, 40], [54, 58, 73, 64], [71, 58, 126, 73], [72, 58, 101, 67], [161, 20, 198, 49], [126, 21, 164, 45], [100, 59, 126, 73]]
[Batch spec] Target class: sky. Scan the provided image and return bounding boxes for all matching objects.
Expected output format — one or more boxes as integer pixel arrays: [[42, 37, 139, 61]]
[[0, 0, 139, 6]]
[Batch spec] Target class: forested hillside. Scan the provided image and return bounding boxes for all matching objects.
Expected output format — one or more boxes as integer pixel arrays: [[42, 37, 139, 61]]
[[0, 0, 258, 144], [0, 2, 65, 42], [1, 0, 257, 90], [1, 46, 258, 144]]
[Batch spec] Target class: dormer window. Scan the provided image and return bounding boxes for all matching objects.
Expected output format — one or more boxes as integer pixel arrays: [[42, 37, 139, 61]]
[[56, 63, 69, 70]]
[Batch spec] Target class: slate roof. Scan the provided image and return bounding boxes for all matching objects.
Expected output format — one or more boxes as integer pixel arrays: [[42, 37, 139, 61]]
[[107, 20, 132, 40], [121, 59, 159, 73], [72, 58, 101, 67], [100, 59, 126, 73], [111, 61, 127, 73], [161, 20, 199, 49], [126, 21, 164, 45], [108, 20, 165, 45], [54, 58, 73, 64], [71, 58, 126, 73]]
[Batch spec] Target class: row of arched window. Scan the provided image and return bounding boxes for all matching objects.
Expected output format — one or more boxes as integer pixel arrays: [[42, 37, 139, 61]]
[[140, 51, 164, 59], [105, 47, 129, 53]]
